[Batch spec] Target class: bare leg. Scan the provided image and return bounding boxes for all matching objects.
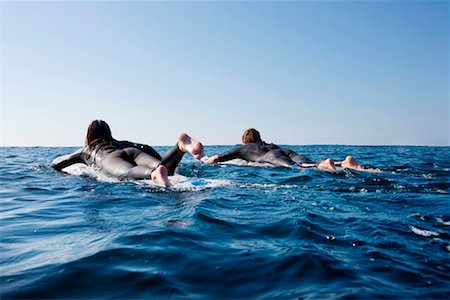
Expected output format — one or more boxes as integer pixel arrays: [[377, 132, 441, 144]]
[[178, 133, 204, 160], [119, 166, 153, 180], [120, 133, 203, 187], [340, 156, 364, 170], [152, 133, 204, 182], [117, 148, 172, 186], [317, 158, 336, 171], [151, 165, 172, 188], [158, 132, 204, 175]]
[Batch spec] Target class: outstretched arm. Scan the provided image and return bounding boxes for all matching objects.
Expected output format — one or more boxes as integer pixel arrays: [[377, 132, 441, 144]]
[[51, 152, 83, 171], [203, 146, 246, 164], [202, 155, 220, 164]]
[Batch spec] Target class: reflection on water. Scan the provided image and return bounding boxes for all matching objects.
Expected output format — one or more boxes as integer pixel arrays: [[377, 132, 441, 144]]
[[1, 146, 449, 299]]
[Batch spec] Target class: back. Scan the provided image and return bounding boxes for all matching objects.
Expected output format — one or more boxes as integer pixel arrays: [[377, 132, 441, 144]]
[[217, 142, 280, 163]]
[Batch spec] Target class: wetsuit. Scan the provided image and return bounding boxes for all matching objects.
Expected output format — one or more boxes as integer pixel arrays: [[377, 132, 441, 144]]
[[216, 142, 313, 167], [51, 140, 185, 180]]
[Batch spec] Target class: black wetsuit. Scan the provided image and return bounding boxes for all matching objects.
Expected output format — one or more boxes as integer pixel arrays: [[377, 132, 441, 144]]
[[216, 142, 313, 167], [52, 140, 185, 180]]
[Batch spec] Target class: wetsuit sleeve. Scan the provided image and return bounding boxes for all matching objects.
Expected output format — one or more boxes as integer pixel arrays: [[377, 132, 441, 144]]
[[51, 152, 83, 171], [119, 140, 162, 160], [216, 146, 247, 162]]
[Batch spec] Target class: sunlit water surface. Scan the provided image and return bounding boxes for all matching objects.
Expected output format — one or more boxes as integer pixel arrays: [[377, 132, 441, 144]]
[[1, 146, 449, 299]]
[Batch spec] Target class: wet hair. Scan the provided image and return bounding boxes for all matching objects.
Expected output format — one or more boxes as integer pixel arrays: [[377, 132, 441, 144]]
[[85, 120, 113, 148], [242, 128, 262, 144]]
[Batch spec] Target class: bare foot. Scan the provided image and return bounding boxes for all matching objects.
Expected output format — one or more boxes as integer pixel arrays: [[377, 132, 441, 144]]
[[178, 133, 204, 160], [340, 156, 364, 170], [317, 158, 336, 171], [151, 165, 172, 188]]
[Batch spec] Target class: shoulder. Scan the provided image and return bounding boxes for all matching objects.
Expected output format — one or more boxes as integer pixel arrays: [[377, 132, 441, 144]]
[[115, 140, 130, 147], [264, 142, 280, 149]]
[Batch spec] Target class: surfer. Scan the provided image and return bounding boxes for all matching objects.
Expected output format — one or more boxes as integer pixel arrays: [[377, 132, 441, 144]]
[[202, 128, 365, 171], [51, 120, 204, 187]]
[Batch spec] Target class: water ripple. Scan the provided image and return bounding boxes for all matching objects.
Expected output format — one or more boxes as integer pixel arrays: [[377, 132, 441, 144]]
[[1, 146, 449, 299]]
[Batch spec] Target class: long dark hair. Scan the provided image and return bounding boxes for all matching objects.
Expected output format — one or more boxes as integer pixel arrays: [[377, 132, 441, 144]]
[[85, 120, 113, 148]]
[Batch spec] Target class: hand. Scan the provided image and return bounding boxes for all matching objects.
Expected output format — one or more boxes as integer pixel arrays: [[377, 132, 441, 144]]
[[201, 155, 219, 164]]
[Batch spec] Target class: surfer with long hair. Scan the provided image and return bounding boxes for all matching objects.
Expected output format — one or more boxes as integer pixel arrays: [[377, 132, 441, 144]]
[[52, 120, 204, 187]]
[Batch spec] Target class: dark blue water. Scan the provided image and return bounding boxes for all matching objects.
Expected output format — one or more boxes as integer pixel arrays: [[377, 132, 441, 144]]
[[1, 146, 449, 299]]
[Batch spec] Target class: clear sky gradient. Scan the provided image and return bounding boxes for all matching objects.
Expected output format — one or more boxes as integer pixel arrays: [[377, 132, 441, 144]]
[[2, 1, 449, 146]]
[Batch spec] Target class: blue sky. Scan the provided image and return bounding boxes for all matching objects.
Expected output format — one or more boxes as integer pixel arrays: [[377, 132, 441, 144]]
[[2, 1, 449, 146]]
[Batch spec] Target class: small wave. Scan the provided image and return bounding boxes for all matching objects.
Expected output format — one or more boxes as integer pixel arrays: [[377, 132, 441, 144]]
[[61, 165, 233, 191], [408, 213, 427, 221], [409, 225, 439, 237], [238, 183, 301, 189], [347, 186, 369, 193], [435, 189, 449, 194], [435, 217, 450, 226], [30, 165, 51, 171], [140, 175, 234, 191]]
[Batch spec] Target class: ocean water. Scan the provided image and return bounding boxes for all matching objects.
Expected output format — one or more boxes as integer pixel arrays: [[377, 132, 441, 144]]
[[1, 145, 449, 299]]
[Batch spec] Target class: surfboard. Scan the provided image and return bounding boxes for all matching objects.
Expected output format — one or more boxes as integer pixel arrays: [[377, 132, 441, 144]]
[[140, 174, 226, 190], [60, 163, 230, 190]]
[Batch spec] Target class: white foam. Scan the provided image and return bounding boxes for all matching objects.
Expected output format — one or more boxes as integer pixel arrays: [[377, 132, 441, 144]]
[[409, 225, 439, 237], [435, 217, 450, 226], [140, 174, 234, 191], [435, 189, 449, 194], [60, 164, 301, 191], [219, 158, 274, 167], [61, 165, 233, 190], [238, 183, 300, 189], [62, 163, 118, 183], [217, 159, 312, 169]]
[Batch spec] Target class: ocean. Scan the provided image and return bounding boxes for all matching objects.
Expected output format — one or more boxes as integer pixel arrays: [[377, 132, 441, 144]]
[[1, 145, 449, 299]]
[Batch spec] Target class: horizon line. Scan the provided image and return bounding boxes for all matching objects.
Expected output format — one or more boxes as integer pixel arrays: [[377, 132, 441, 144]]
[[1, 144, 449, 148]]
